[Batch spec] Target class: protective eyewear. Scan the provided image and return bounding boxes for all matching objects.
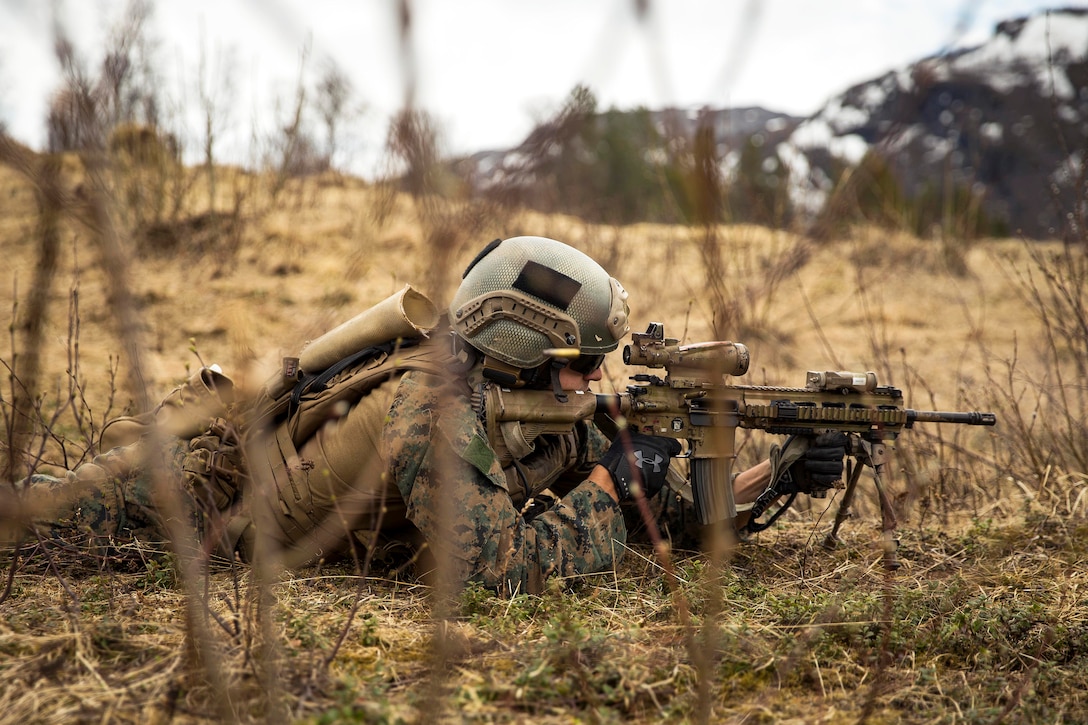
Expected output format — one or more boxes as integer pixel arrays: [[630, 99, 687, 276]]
[[567, 354, 606, 375]]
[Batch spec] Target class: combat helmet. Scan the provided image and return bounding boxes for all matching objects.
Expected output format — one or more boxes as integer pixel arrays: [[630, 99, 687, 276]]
[[449, 236, 629, 390]]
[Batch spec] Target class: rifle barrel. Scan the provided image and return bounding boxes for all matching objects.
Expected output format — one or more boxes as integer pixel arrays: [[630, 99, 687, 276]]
[[907, 410, 997, 426]]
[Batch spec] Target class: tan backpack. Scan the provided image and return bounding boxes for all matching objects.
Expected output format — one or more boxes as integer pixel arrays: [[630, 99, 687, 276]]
[[99, 286, 457, 558], [235, 285, 459, 549]]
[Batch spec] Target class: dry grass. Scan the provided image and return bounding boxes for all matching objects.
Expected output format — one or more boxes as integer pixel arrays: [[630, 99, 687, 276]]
[[2, 516, 1085, 723], [1, 157, 1085, 723], [0, 161, 1041, 414]]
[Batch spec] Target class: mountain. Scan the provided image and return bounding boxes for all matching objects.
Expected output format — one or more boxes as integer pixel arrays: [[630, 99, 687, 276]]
[[779, 6, 1088, 239], [455, 104, 804, 226], [458, 7, 1086, 239]]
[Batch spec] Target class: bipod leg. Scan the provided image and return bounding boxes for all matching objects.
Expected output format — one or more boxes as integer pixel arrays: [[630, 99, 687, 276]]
[[822, 455, 865, 550], [870, 464, 901, 571]]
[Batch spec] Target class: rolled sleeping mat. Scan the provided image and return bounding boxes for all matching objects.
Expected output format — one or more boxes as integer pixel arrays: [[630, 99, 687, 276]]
[[298, 284, 440, 374]]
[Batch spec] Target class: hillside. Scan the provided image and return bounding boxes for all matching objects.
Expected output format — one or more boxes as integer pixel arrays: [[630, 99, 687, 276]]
[[1, 154, 1086, 722], [0, 160, 1041, 423]]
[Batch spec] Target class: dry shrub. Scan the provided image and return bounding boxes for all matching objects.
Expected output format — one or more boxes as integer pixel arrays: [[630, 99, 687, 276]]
[[979, 237, 1088, 510]]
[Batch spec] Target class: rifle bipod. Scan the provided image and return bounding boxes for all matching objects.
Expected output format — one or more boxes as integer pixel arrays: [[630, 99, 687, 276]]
[[821, 440, 901, 571]]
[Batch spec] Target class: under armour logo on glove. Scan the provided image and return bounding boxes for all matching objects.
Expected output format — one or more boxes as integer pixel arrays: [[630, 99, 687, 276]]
[[600, 433, 683, 501], [634, 450, 664, 473]]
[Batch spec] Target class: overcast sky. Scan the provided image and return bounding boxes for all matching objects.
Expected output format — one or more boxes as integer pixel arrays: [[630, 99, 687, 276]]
[[0, 0, 1063, 174]]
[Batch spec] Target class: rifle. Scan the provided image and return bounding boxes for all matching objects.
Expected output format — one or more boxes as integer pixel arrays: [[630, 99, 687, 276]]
[[476, 323, 997, 568]]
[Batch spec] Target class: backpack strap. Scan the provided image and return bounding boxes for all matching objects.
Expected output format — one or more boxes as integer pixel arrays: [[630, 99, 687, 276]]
[[287, 339, 417, 421]]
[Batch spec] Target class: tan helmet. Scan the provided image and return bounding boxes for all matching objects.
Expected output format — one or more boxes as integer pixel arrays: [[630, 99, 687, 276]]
[[449, 236, 630, 370]]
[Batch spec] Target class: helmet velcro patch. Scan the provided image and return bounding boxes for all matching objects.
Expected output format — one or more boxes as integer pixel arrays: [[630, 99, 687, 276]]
[[513, 260, 582, 310]]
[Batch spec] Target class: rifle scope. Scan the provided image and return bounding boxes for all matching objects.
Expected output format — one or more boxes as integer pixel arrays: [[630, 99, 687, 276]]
[[623, 340, 750, 377]]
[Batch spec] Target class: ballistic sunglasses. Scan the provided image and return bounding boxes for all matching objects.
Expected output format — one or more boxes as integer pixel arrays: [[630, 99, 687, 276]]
[[566, 354, 606, 375]]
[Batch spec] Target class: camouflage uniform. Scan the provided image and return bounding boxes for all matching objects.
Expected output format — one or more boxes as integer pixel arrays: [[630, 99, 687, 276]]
[[10, 440, 197, 553], [384, 370, 621, 595], [10, 365, 626, 594]]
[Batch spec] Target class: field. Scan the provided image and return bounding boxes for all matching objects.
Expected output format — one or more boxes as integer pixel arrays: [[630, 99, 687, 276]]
[[1, 155, 1086, 723]]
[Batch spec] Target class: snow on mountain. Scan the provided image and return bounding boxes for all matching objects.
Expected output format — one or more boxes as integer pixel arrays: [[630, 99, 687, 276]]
[[779, 7, 1088, 237]]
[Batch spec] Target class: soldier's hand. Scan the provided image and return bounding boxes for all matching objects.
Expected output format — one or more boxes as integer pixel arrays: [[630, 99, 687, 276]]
[[787, 431, 848, 493], [599, 433, 682, 501]]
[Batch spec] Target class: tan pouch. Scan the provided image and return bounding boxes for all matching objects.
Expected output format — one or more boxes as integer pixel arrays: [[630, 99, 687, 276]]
[[180, 417, 247, 511]]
